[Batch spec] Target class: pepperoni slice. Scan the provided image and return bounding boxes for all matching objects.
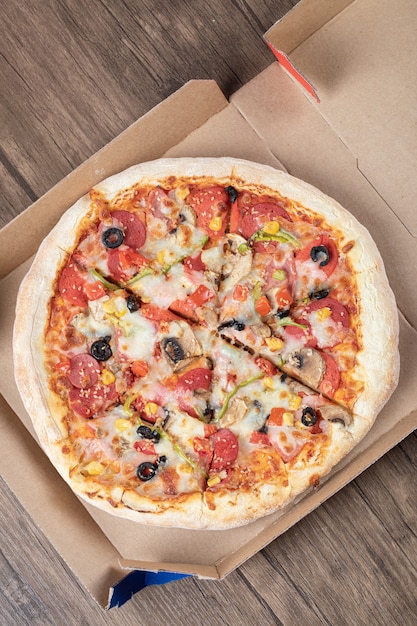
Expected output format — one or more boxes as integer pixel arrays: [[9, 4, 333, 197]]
[[240, 202, 291, 239], [58, 256, 89, 307], [68, 382, 117, 418], [67, 354, 100, 389], [112, 210, 146, 250], [305, 297, 350, 328], [186, 186, 229, 237], [296, 235, 338, 277], [319, 353, 341, 398], [284, 321, 317, 348], [209, 429, 239, 473]]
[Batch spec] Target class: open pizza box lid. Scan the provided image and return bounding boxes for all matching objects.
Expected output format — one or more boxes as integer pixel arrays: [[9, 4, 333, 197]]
[[0, 0, 416, 609]]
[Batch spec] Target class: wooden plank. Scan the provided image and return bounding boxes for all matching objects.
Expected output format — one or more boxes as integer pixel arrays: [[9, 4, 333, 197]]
[[1, 0, 416, 623]]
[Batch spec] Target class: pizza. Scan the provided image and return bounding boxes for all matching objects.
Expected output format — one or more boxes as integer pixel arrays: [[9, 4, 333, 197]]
[[13, 157, 399, 529]]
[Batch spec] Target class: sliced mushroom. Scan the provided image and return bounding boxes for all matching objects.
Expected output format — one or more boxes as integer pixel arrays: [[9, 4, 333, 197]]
[[175, 355, 213, 374], [318, 404, 352, 427], [201, 245, 223, 274], [220, 234, 252, 293], [178, 205, 197, 226], [284, 347, 326, 389], [251, 322, 272, 338], [161, 321, 202, 369], [219, 397, 248, 428]]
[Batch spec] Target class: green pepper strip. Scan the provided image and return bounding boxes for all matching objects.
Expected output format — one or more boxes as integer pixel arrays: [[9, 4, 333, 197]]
[[214, 374, 263, 422], [125, 267, 153, 285], [251, 228, 301, 248], [278, 316, 307, 329], [91, 268, 122, 291]]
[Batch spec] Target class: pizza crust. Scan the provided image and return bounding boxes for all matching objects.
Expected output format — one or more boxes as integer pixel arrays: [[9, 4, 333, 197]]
[[13, 157, 399, 530]]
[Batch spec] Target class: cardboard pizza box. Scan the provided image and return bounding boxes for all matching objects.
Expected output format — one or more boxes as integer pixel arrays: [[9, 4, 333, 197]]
[[1, 0, 416, 608]]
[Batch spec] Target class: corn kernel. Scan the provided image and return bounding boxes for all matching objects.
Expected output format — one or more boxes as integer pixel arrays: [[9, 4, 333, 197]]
[[177, 186, 190, 201], [144, 402, 158, 417], [115, 418, 131, 432], [84, 461, 104, 476], [263, 376, 275, 390], [209, 216, 222, 232], [157, 250, 166, 265], [288, 393, 302, 410], [317, 306, 332, 321], [102, 299, 116, 314], [263, 220, 280, 235], [265, 337, 284, 352], [282, 411, 295, 426], [207, 475, 221, 487], [102, 369, 115, 385]]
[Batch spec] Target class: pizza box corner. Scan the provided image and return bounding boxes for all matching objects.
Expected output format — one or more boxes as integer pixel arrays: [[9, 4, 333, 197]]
[[1, 0, 416, 609]]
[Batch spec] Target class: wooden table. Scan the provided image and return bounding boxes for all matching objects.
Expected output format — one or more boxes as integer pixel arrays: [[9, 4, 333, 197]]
[[1, 1, 416, 623]]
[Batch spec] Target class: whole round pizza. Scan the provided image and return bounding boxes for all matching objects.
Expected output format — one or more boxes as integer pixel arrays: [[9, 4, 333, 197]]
[[13, 157, 399, 529]]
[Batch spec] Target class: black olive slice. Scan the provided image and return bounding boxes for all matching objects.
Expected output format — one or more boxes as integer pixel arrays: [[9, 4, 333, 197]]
[[136, 461, 158, 481], [218, 318, 246, 332], [137, 425, 160, 443], [310, 245, 330, 267], [102, 227, 124, 249], [276, 309, 291, 319], [225, 185, 238, 203], [90, 337, 112, 361], [301, 406, 317, 427], [310, 289, 330, 300], [126, 294, 140, 312], [162, 337, 185, 364]]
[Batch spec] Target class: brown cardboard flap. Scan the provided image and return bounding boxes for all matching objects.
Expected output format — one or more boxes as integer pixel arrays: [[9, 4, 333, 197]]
[[265, 0, 354, 55], [267, 0, 417, 238], [0, 80, 227, 280]]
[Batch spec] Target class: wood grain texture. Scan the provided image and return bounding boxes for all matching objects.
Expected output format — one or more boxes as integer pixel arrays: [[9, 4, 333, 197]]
[[1, 1, 416, 624]]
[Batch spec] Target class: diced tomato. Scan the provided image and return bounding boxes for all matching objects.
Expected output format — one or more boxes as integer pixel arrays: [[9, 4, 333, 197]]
[[131, 360, 149, 378], [268, 407, 285, 426], [184, 252, 206, 273], [319, 353, 341, 398], [249, 431, 270, 446], [233, 283, 249, 302], [255, 295, 272, 317], [254, 357, 277, 376], [169, 285, 215, 321], [229, 200, 240, 233], [296, 235, 338, 277], [133, 440, 157, 455], [204, 423, 217, 437], [176, 368, 213, 392], [275, 286, 292, 309], [140, 304, 181, 322], [169, 299, 199, 322], [189, 284, 215, 306]]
